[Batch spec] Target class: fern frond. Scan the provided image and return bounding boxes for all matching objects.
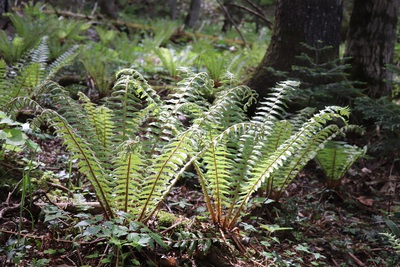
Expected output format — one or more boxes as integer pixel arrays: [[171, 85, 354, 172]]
[[106, 68, 162, 141], [202, 134, 235, 226], [31, 36, 49, 66], [78, 92, 114, 149], [138, 130, 198, 222], [381, 231, 400, 254], [315, 140, 366, 188], [193, 84, 256, 134], [113, 139, 144, 214], [252, 80, 298, 124], [227, 106, 349, 229], [0, 59, 12, 108], [271, 124, 343, 198], [3, 97, 44, 120], [46, 44, 78, 80], [42, 109, 115, 219]]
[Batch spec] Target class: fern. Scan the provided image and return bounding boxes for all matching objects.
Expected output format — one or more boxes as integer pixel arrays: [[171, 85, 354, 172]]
[[315, 140, 366, 189], [381, 218, 400, 254], [0, 12, 42, 64], [0, 38, 78, 108], [40, 108, 115, 219], [154, 47, 197, 79], [195, 80, 357, 231], [6, 67, 362, 237], [6, 69, 224, 225]]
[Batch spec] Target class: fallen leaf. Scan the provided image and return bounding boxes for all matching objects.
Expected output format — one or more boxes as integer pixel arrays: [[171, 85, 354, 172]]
[[356, 196, 374, 206]]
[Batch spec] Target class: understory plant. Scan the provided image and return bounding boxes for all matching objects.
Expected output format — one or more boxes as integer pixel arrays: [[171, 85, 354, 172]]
[[315, 140, 366, 189], [6, 68, 253, 224], [194, 81, 358, 231], [355, 96, 400, 156], [0, 37, 78, 108], [6, 68, 363, 260]]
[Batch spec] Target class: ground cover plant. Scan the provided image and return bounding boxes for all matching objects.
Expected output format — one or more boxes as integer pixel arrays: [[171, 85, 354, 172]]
[[0, 1, 399, 266]]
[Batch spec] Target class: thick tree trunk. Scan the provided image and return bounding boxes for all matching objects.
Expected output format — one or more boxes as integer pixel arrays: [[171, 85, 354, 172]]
[[185, 0, 202, 28], [345, 0, 399, 99], [246, 0, 343, 102]]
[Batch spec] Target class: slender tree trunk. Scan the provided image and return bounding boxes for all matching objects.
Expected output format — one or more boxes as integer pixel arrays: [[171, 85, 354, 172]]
[[0, 0, 9, 29], [345, 0, 399, 99], [246, 0, 343, 102], [185, 0, 202, 28], [169, 0, 178, 20]]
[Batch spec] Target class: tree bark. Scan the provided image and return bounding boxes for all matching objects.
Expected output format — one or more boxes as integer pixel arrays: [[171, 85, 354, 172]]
[[345, 0, 399, 99], [246, 0, 343, 102], [0, 0, 9, 29], [99, 0, 118, 19], [185, 0, 202, 28], [169, 0, 178, 20]]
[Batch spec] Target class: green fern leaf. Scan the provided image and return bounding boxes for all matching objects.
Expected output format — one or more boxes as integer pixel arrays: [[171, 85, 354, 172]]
[[113, 140, 144, 214], [315, 140, 366, 188], [137, 130, 197, 222], [43, 110, 115, 219]]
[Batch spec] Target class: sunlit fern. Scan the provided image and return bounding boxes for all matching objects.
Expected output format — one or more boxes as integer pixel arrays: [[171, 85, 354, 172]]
[[5, 68, 253, 224], [194, 81, 359, 231]]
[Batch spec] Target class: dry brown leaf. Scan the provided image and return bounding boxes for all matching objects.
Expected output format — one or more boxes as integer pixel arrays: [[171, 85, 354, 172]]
[[356, 196, 374, 206]]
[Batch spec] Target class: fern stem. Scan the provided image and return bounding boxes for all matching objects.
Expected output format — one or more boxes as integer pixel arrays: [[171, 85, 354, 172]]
[[210, 133, 222, 225], [193, 162, 217, 224], [124, 153, 132, 213]]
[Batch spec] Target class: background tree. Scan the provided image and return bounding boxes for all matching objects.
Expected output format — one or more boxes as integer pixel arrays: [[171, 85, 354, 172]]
[[0, 0, 9, 29], [99, 0, 118, 19], [246, 0, 343, 107], [185, 0, 202, 28], [345, 0, 399, 99]]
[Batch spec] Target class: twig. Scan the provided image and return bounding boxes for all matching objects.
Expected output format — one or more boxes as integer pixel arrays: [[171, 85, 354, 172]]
[[46, 181, 74, 198], [6, 177, 23, 203], [0, 229, 106, 245], [216, 0, 247, 47], [229, 2, 273, 29], [348, 252, 366, 266], [35, 201, 104, 215], [0, 203, 20, 220], [24, 8, 249, 46]]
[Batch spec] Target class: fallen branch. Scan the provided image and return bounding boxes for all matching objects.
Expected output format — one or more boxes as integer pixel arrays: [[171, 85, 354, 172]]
[[35, 201, 104, 215], [31, 8, 249, 47], [0, 229, 106, 245]]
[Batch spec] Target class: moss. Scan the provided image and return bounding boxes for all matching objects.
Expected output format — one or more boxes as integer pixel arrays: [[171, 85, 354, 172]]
[[157, 211, 178, 228]]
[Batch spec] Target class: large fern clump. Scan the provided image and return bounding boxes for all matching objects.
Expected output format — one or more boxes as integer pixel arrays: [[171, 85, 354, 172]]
[[6, 68, 254, 223], [6, 66, 362, 233], [194, 80, 358, 231]]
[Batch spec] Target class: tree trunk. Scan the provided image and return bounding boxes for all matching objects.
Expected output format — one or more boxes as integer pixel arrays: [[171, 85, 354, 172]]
[[345, 0, 399, 99], [169, 0, 178, 20], [185, 0, 202, 28], [246, 0, 343, 102], [99, 0, 118, 19], [0, 0, 9, 29]]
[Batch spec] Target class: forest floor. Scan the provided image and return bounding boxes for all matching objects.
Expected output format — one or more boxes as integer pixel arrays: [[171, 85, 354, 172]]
[[0, 127, 399, 267]]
